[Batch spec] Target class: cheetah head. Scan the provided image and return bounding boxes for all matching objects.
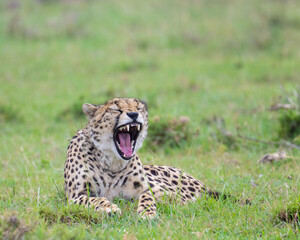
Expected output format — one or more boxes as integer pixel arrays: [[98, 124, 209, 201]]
[[82, 98, 148, 160]]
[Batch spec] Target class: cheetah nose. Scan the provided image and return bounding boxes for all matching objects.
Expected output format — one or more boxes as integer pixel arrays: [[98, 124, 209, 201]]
[[127, 112, 138, 121]]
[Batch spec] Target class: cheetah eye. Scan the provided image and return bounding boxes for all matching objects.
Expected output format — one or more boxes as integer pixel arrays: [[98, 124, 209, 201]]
[[137, 107, 143, 111], [109, 108, 122, 113]]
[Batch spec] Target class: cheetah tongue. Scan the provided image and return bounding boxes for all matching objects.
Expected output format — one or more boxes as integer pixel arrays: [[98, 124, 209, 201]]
[[118, 132, 132, 156]]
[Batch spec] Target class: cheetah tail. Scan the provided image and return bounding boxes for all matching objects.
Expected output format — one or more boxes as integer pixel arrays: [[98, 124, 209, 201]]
[[206, 190, 251, 205]]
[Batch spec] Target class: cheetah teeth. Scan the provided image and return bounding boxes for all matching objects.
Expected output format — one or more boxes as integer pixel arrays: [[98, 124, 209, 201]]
[[118, 124, 141, 132], [119, 126, 126, 131]]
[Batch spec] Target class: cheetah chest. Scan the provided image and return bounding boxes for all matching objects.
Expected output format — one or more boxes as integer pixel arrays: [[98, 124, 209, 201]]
[[95, 173, 147, 201]]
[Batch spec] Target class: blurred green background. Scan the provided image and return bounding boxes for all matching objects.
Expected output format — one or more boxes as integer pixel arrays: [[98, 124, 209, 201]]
[[0, 0, 299, 239]]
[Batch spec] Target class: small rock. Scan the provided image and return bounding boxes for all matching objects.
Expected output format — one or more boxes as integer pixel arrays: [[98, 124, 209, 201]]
[[269, 103, 295, 111], [179, 116, 190, 124], [258, 151, 287, 164]]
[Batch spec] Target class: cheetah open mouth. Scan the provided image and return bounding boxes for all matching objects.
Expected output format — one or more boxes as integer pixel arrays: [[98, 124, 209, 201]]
[[113, 122, 142, 160]]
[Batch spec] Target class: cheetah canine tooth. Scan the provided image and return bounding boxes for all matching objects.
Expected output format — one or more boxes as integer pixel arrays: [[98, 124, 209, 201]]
[[137, 125, 140, 131], [126, 125, 130, 131]]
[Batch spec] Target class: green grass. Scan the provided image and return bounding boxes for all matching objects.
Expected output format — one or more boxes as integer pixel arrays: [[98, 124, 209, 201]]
[[0, 0, 300, 239]]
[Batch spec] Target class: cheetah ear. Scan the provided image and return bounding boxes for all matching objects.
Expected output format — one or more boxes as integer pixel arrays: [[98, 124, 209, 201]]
[[82, 103, 99, 120]]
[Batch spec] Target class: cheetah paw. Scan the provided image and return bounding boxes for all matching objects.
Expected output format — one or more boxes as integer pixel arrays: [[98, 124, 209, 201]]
[[138, 211, 156, 219], [106, 204, 122, 215], [98, 204, 122, 215]]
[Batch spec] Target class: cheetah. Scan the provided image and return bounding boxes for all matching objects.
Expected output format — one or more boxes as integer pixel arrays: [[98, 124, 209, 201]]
[[64, 98, 229, 218]]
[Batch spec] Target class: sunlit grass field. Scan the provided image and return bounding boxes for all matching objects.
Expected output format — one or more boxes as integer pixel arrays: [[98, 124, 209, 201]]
[[0, 0, 299, 239]]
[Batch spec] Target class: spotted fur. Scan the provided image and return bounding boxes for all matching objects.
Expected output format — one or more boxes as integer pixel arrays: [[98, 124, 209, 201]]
[[64, 98, 219, 218]]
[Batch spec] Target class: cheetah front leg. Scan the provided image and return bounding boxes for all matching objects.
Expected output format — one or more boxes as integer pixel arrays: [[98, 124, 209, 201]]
[[137, 189, 157, 219], [71, 195, 121, 215]]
